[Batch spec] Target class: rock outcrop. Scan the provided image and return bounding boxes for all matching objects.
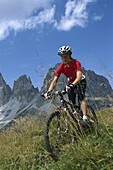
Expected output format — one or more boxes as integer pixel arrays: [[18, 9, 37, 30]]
[[12, 75, 39, 102], [0, 73, 11, 106]]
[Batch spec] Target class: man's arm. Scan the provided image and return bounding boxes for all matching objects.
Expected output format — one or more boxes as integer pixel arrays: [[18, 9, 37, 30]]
[[47, 76, 59, 93], [72, 71, 82, 86]]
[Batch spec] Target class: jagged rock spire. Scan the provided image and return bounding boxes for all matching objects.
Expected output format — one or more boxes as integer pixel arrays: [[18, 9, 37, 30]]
[[12, 75, 39, 102], [0, 73, 11, 106]]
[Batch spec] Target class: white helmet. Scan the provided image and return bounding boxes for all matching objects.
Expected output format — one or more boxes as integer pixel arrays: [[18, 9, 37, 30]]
[[58, 45, 72, 55]]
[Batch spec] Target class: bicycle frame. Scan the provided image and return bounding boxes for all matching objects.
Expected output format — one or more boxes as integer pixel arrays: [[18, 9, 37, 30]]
[[51, 91, 81, 125]]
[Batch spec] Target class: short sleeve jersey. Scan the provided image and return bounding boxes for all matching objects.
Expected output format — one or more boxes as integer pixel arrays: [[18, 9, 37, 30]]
[[55, 59, 82, 83]]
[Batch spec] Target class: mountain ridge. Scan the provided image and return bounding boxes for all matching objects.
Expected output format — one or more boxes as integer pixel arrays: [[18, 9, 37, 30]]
[[0, 66, 113, 129]]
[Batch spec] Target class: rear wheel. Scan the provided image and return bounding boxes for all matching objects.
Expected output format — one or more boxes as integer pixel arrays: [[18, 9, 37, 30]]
[[81, 105, 99, 134]]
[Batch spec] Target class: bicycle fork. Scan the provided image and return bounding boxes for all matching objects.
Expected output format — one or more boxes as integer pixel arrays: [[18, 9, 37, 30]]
[[57, 109, 77, 142]]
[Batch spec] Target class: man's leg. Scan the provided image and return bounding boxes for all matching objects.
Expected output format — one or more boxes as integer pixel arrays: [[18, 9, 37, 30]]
[[68, 88, 76, 104], [77, 79, 87, 120], [80, 99, 87, 120]]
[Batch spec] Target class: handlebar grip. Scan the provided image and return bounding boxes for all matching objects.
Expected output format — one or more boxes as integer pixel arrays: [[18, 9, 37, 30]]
[[41, 93, 51, 99], [61, 89, 67, 95]]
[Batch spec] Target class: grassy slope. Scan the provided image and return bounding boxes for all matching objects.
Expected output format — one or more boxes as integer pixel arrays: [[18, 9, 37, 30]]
[[0, 108, 113, 170]]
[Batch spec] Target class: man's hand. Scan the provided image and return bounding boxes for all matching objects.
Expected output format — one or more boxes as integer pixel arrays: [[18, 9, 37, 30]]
[[66, 84, 75, 92], [43, 92, 51, 100]]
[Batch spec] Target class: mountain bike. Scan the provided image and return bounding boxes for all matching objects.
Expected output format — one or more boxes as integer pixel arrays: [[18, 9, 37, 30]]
[[42, 90, 98, 161]]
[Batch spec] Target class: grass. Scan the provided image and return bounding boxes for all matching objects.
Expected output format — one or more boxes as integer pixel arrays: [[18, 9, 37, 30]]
[[0, 107, 113, 170]]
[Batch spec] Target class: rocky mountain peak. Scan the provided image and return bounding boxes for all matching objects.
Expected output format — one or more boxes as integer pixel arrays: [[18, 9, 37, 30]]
[[0, 73, 11, 106], [83, 69, 113, 98], [0, 73, 6, 86], [12, 75, 39, 102]]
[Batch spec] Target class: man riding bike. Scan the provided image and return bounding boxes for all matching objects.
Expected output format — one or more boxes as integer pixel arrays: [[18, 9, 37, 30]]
[[45, 45, 87, 121]]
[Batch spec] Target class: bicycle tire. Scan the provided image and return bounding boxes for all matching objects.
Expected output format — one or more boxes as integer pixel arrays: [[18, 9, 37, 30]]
[[44, 111, 77, 161]]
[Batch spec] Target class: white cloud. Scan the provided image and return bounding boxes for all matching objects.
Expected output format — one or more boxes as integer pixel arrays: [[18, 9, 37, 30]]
[[0, 0, 97, 40], [55, 0, 95, 31], [0, 0, 55, 40], [0, 0, 53, 20], [92, 14, 104, 21]]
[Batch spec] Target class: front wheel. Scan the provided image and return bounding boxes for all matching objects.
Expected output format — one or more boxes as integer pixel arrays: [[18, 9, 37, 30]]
[[44, 111, 76, 161]]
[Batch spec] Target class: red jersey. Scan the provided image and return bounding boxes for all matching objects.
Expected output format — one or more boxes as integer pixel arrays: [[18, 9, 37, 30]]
[[55, 59, 82, 83]]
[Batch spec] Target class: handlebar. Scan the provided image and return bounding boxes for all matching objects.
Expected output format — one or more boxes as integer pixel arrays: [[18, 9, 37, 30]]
[[41, 89, 67, 99]]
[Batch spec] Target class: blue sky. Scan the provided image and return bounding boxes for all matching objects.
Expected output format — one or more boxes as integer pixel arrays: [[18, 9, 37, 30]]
[[0, 0, 113, 90]]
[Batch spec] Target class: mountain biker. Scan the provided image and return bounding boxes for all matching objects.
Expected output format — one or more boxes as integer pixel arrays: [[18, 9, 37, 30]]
[[45, 45, 87, 121]]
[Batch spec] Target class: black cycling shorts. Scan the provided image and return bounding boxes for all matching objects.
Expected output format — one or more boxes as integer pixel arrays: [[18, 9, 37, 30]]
[[68, 79, 86, 104]]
